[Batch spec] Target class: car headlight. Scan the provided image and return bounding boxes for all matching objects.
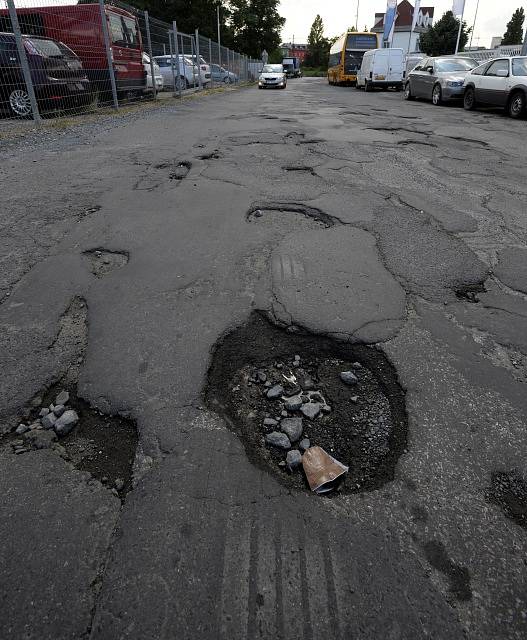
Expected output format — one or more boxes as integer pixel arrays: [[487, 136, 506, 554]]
[[446, 80, 463, 87]]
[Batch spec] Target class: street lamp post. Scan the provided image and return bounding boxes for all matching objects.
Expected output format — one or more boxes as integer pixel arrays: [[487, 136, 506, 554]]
[[469, 0, 480, 50], [355, 0, 360, 30]]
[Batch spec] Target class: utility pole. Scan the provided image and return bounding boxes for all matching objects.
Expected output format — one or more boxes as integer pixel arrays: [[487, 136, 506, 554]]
[[356, 0, 360, 30], [522, 27, 527, 55]]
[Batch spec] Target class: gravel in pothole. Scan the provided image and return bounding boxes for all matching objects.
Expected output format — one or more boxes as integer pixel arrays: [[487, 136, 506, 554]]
[[2, 385, 137, 500], [206, 313, 407, 494]]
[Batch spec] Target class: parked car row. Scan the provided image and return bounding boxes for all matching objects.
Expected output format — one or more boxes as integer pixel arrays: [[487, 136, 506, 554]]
[[404, 54, 527, 119], [0, 3, 240, 117]]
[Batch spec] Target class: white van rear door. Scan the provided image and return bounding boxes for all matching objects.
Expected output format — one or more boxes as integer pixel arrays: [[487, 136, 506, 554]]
[[372, 50, 389, 82], [387, 50, 404, 82]]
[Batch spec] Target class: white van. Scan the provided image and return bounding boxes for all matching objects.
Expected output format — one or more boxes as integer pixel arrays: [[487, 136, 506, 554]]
[[356, 48, 405, 91]]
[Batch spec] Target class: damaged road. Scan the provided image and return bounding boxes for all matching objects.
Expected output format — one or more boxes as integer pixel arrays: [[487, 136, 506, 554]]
[[0, 79, 526, 639]]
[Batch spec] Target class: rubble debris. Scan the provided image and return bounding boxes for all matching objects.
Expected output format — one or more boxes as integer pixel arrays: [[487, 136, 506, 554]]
[[299, 438, 310, 452], [302, 446, 349, 494], [54, 410, 79, 436], [41, 413, 57, 430], [267, 384, 284, 399], [340, 371, 359, 386], [286, 450, 303, 472], [280, 417, 303, 442], [284, 396, 303, 411], [55, 390, 70, 405], [265, 432, 291, 450], [263, 417, 278, 428], [300, 403, 321, 420]]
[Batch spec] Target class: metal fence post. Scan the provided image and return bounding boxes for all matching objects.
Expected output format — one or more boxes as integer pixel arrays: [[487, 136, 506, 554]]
[[226, 48, 230, 80], [168, 29, 177, 96], [98, 0, 119, 109], [208, 38, 213, 87], [190, 36, 196, 89], [144, 11, 157, 100], [194, 30, 203, 90], [6, 0, 40, 122], [173, 22, 182, 98]]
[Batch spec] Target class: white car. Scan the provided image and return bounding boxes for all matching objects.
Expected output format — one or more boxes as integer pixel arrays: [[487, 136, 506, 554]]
[[464, 56, 527, 118], [143, 53, 163, 93], [186, 55, 212, 87], [258, 64, 287, 89], [154, 55, 197, 90]]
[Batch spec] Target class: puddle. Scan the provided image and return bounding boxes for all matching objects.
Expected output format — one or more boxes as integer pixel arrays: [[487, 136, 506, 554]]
[[83, 249, 129, 278], [205, 313, 408, 494]]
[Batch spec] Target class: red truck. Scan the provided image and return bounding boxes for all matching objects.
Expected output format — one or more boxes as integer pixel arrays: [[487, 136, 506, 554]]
[[0, 4, 146, 100]]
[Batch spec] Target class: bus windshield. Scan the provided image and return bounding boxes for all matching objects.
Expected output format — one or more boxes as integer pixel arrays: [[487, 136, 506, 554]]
[[346, 33, 377, 50]]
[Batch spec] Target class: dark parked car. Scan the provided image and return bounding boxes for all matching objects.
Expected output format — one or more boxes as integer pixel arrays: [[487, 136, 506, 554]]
[[0, 32, 92, 117], [404, 56, 478, 105]]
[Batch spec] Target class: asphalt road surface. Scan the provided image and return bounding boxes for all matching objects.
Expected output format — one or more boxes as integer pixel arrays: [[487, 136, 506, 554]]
[[1, 78, 526, 640]]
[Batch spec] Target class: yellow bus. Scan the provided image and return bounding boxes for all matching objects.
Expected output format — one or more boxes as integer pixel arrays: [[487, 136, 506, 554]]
[[328, 32, 380, 85]]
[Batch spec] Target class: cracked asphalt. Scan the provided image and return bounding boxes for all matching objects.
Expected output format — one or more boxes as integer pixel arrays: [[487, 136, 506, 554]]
[[1, 78, 526, 639]]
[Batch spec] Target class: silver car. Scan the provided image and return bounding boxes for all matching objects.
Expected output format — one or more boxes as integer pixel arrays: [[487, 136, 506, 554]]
[[258, 64, 287, 89], [404, 56, 478, 105]]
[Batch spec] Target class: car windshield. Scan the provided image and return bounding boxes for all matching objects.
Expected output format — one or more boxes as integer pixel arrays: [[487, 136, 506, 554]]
[[26, 38, 74, 58], [435, 58, 477, 72], [262, 65, 283, 73], [512, 58, 527, 76]]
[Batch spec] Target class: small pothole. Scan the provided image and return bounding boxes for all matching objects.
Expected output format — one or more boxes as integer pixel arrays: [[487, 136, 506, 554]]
[[198, 150, 222, 160], [169, 161, 192, 180], [2, 384, 138, 502], [205, 313, 407, 495], [246, 202, 336, 228], [454, 282, 486, 303], [83, 248, 129, 278], [282, 165, 316, 175]]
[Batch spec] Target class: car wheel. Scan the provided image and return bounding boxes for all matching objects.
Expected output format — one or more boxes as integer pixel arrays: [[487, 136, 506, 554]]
[[432, 83, 442, 106], [508, 90, 525, 119], [8, 87, 33, 117], [404, 82, 414, 101], [463, 87, 476, 110], [365, 80, 371, 92]]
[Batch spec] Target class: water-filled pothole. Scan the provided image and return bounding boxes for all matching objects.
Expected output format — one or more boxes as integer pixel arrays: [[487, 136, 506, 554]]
[[205, 313, 407, 494]]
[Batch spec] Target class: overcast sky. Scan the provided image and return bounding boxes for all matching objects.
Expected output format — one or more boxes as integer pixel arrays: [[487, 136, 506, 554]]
[[279, 1, 526, 49]]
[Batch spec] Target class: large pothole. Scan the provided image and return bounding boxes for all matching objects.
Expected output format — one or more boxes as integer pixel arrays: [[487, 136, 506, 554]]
[[246, 202, 336, 228], [205, 313, 407, 494]]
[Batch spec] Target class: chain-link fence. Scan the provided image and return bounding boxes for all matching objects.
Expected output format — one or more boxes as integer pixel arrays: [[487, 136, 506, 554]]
[[0, 0, 261, 122]]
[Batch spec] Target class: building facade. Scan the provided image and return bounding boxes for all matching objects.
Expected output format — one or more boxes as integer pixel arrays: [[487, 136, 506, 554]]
[[372, 0, 434, 54], [280, 43, 308, 62]]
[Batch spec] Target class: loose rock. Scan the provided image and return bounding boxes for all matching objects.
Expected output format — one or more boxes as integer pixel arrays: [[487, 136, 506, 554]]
[[257, 370, 267, 383], [340, 371, 359, 386], [265, 431, 291, 450], [15, 423, 29, 435], [55, 390, 70, 406], [54, 409, 79, 436], [39, 408, 50, 417], [286, 449, 302, 472], [280, 417, 303, 442], [350, 396, 359, 403], [53, 404, 66, 417], [299, 438, 311, 452], [41, 413, 57, 430], [267, 384, 284, 400], [263, 417, 278, 427], [114, 478, 125, 491], [24, 430, 57, 450], [301, 403, 321, 420], [284, 396, 303, 412]]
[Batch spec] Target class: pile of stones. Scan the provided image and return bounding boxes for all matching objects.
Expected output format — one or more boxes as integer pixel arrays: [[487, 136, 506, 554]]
[[11, 389, 79, 455], [248, 354, 361, 473]]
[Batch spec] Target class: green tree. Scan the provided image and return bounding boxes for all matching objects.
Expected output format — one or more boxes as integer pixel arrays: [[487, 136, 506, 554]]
[[228, 0, 285, 58], [419, 10, 470, 55], [502, 7, 525, 45], [305, 14, 330, 67]]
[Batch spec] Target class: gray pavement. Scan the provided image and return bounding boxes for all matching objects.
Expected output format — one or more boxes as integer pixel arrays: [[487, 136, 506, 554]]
[[0, 78, 526, 639]]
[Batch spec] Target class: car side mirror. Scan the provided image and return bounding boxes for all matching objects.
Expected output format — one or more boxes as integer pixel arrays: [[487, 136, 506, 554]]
[[496, 69, 509, 77], [427, 67, 434, 74]]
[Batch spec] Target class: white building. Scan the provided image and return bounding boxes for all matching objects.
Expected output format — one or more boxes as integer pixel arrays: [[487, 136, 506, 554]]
[[372, 0, 435, 55]]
